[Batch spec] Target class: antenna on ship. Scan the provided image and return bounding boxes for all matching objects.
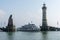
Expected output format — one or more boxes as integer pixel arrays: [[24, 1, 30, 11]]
[[57, 21, 58, 27], [57, 21, 59, 31], [31, 21, 32, 24], [1, 22, 2, 27]]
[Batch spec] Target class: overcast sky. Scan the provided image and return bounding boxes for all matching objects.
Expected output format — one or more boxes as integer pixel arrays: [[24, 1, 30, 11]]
[[0, 0, 60, 28]]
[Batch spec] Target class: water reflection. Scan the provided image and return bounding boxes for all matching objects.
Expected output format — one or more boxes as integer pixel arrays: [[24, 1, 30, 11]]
[[41, 31, 48, 40], [0, 32, 60, 40], [6, 32, 14, 40]]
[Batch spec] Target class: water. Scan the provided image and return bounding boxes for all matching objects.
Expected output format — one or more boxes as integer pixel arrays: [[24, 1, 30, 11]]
[[0, 31, 60, 40]]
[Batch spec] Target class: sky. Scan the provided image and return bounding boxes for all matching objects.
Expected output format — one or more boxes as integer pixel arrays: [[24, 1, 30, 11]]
[[0, 0, 60, 28]]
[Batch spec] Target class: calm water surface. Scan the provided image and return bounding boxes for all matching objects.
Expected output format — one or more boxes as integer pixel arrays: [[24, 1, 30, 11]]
[[0, 31, 60, 40]]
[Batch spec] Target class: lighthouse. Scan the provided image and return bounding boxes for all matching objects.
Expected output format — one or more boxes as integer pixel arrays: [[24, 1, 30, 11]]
[[40, 4, 48, 31]]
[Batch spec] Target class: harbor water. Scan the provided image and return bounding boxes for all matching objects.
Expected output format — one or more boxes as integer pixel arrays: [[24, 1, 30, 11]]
[[0, 31, 60, 40]]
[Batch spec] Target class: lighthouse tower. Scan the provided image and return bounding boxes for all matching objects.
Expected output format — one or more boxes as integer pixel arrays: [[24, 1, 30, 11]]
[[40, 4, 48, 31]]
